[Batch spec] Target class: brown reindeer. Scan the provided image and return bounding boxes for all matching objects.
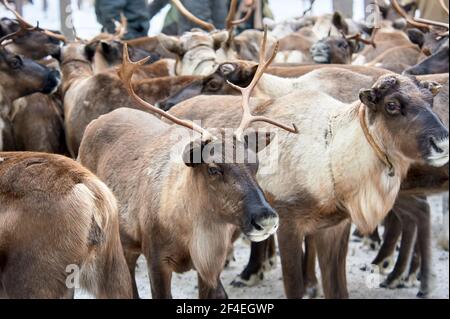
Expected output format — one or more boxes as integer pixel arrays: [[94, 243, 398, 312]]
[[0, 46, 61, 152], [78, 37, 295, 298], [0, 17, 62, 60], [0, 152, 132, 298], [168, 70, 449, 298]]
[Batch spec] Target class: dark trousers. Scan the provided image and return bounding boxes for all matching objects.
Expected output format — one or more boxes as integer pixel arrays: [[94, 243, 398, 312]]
[[177, 0, 228, 34], [95, 0, 150, 39]]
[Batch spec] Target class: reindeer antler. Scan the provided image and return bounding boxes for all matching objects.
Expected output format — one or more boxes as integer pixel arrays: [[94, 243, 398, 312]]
[[113, 13, 128, 40], [391, 0, 430, 29], [1, 0, 68, 43], [171, 0, 216, 32], [440, 0, 449, 15], [118, 44, 214, 141], [345, 27, 379, 48], [227, 27, 298, 140], [226, 0, 254, 31]]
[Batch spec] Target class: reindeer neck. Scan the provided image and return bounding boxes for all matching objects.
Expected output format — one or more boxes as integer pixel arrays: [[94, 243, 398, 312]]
[[61, 58, 93, 94], [0, 86, 12, 118], [328, 102, 410, 234]]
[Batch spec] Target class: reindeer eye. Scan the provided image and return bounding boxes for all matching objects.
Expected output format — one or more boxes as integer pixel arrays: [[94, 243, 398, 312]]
[[9, 56, 23, 69], [207, 80, 221, 91], [385, 102, 401, 115], [208, 166, 223, 176]]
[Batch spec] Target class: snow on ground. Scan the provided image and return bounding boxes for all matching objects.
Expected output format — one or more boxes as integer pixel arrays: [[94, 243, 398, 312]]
[[1, 0, 448, 300], [76, 195, 449, 299]]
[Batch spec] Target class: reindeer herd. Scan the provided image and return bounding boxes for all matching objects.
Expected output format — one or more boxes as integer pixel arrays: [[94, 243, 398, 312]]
[[0, 0, 448, 299]]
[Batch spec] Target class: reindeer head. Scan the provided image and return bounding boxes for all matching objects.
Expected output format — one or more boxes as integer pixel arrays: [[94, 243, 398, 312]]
[[85, 39, 159, 72], [158, 61, 257, 111], [118, 29, 297, 241], [359, 74, 449, 168], [181, 130, 279, 241], [0, 47, 61, 101], [1, 1, 66, 61], [0, 18, 62, 60], [310, 28, 377, 65], [310, 35, 361, 64]]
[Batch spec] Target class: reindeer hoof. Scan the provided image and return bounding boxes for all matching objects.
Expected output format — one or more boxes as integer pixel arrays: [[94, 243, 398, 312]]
[[231, 271, 264, 288], [306, 285, 319, 299], [362, 237, 380, 251], [262, 256, 277, 271], [416, 290, 430, 299], [380, 276, 404, 289], [376, 256, 395, 275]]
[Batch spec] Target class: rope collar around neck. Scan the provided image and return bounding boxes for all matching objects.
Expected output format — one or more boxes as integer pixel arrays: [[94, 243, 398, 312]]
[[358, 103, 395, 177]]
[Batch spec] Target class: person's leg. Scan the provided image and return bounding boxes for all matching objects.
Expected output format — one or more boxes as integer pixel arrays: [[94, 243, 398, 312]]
[[95, 0, 127, 34], [123, 0, 150, 39], [211, 0, 229, 30], [177, 0, 212, 34]]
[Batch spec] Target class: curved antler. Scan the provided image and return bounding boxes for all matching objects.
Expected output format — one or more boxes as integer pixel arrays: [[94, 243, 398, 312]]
[[227, 27, 298, 140], [440, 0, 449, 15], [1, 0, 68, 43], [113, 13, 128, 40], [226, 0, 253, 31], [391, 0, 430, 29], [171, 0, 216, 32], [118, 44, 214, 142], [345, 27, 379, 48]]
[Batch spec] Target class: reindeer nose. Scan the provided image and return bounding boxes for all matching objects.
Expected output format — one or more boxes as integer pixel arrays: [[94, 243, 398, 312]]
[[247, 207, 279, 242]]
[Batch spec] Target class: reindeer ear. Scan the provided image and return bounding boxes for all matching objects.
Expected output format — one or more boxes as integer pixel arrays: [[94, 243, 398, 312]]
[[158, 34, 185, 56], [212, 31, 229, 50], [420, 81, 442, 97], [219, 63, 236, 75], [359, 89, 379, 111], [182, 139, 207, 167], [407, 28, 425, 48], [84, 41, 98, 61], [100, 41, 112, 54], [243, 131, 276, 154], [332, 11, 349, 34]]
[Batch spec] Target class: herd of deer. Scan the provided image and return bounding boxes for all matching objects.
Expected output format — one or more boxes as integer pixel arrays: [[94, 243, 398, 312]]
[[0, 0, 448, 299]]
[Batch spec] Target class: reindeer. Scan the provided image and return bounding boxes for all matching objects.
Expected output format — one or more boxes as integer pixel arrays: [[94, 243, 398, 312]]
[[78, 37, 296, 298], [0, 152, 132, 298], [168, 65, 449, 298], [0, 43, 61, 152], [0, 17, 62, 60]]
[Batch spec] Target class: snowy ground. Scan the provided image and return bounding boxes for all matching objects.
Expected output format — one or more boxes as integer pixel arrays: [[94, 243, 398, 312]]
[[76, 195, 449, 299], [2, 0, 448, 300]]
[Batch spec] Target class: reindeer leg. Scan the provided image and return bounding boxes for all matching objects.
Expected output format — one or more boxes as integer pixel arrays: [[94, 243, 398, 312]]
[[414, 197, 433, 298], [198, 275, 228, 299], [124, 250, 141, 299], [303, 235, 319, 298], [380, 210, 417, 289], [231, 238, 270, 288], [370, 211, 401, 274], [364, 227, 381, 250], [278, 221, 305, 299], [405, 240, 421, 287], [314, 220, 351, 299], [147, 256, 173, 299]]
